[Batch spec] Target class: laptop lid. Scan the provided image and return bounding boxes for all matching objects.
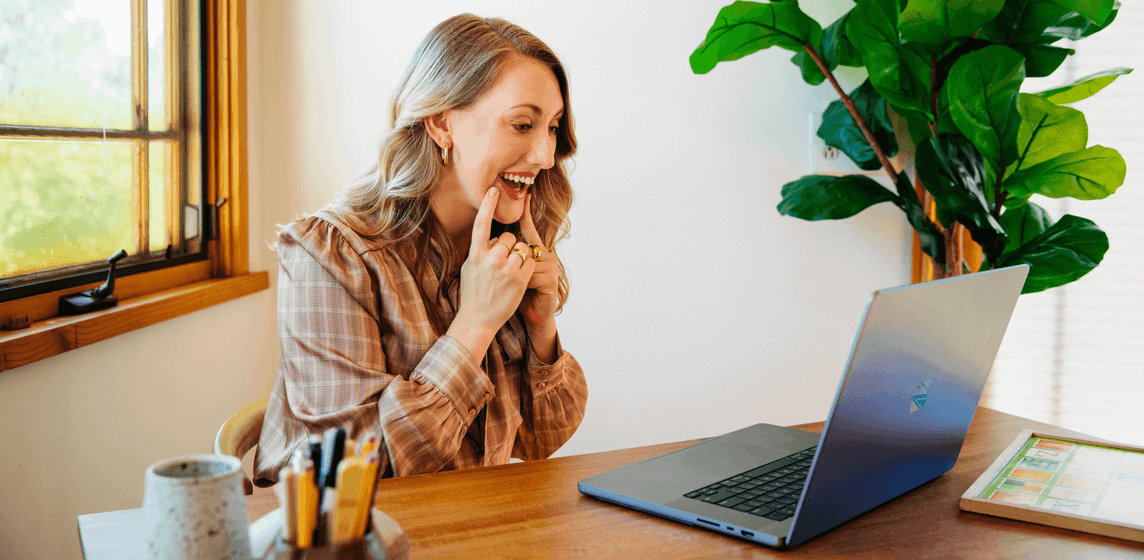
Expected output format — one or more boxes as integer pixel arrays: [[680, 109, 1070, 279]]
[[786, 264, 1029, 546]]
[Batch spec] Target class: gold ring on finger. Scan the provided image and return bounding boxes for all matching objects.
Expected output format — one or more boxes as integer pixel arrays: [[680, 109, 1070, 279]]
[[497, 241, 512, 252], [510, 248, 528, 265], [529, 244, 542, 262]]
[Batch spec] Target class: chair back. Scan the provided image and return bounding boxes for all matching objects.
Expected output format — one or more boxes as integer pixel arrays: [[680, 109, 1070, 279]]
[[214, 397, 269, 495]]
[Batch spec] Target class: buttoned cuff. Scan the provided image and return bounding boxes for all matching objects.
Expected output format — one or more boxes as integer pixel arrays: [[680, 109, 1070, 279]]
[[524, 332, 566, 397], [412, 336, 495, 422]]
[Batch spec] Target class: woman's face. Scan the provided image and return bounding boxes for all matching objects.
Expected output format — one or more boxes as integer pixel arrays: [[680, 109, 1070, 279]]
[[431, 54, 564, 230]]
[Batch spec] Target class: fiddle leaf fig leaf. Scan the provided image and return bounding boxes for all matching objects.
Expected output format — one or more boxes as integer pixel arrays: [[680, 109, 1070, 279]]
[[791, 51, 827, 86], [899, 0, 1005, 46], [846, 0, 933, 118], [947, 45, 1025, 171], [1013, 93, 1087, 175], [901, 107, 935, 149], [916, 135, 1007, 260], [792, 11, 865, 86], [1045, 4, 1119, 41], [998, 200, 1053, 256], [691, 0, 823, 75], [777, 174, 899, 220], [979, 0, 1073, 45], [777, 174, 901, 220], [891, 171, 947, 266], [1034, 67, 1133, 104], [823, 12, 864, 68], [1047, 0, 1115, 26], [1012, 44, 1074, 78], [1004, 145, 1126, 200], [818, 80, 899, 171], [995, 214, 1108, 293]]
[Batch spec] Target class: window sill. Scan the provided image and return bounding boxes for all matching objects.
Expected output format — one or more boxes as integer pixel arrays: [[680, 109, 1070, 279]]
[[0, 271, 268, 372]]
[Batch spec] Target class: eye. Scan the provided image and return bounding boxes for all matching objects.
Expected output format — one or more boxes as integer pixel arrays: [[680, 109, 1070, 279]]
[[513, 123, 532, 133], [549, 126, 559, 134]]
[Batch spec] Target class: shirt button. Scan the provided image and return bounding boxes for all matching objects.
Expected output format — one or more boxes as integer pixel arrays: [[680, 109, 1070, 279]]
[[469, 408, 477, 417], [483, 392, 491, 401], [536, 382, 547, 389], [537, 369, 549, 376]]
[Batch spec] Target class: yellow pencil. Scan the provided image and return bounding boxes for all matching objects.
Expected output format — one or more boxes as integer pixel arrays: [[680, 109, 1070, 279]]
[[332, 457, 367, 544], [295, 460, 318, 548], [353, 451, 380, 540]]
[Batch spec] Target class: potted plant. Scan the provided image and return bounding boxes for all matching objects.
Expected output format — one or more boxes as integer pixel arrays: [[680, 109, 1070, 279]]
[[690, 0, 1131, 292]]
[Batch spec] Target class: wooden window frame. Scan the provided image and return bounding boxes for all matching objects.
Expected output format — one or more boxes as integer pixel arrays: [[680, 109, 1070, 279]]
[[0, 0, 267, 373]]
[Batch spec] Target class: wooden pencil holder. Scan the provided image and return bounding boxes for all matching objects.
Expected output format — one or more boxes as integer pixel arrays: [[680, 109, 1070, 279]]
[[248, 508, 410, 560]]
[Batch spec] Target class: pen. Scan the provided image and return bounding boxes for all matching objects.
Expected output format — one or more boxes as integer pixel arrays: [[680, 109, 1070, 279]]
[[306, 434, 323, 476], [318, 428, 346, 545], [276, 467, 298, 543]]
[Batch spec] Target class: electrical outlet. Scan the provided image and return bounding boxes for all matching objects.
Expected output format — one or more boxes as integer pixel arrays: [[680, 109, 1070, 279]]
[[806, 111, 898, 177]]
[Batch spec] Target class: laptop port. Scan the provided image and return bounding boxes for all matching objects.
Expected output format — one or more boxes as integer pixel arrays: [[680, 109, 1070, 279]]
[[696, 518, 719, 527], [741, 530, 755, 538]]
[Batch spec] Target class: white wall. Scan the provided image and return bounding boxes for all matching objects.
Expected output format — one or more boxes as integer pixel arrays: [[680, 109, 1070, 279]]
[[0, 1, 910, 559], [248, 0, 911, 454]]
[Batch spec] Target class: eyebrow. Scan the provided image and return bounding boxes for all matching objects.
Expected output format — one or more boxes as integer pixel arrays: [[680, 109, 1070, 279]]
[[511, 103, 565, 120]]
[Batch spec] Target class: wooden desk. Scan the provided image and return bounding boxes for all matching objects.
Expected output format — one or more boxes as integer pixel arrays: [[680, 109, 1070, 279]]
[[243, 407, 1142, 558]]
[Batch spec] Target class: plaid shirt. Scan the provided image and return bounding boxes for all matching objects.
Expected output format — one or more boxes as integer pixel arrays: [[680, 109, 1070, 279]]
[[253, 205, 588, 484]]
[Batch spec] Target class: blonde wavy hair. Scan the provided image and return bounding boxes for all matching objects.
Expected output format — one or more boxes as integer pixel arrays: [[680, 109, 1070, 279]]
[[330, 14, 577, 332]]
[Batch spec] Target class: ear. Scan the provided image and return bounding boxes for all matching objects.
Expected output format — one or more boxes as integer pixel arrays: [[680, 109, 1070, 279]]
[[423, 111, 453, 149]]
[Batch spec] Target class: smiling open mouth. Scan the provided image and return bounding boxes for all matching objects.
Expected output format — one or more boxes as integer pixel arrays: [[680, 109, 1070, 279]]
[[500, 172, 532, 192]]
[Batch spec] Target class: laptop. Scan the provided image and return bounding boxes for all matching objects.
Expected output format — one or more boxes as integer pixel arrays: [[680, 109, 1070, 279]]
[[578, 265, 1030, 548]]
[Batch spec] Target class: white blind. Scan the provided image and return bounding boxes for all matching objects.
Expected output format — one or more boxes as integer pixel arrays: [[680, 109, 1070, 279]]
[[983, 5, 1144, 445]]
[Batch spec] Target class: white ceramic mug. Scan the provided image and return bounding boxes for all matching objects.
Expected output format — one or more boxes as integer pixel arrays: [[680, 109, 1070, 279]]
[[141, 454, 253, 560]]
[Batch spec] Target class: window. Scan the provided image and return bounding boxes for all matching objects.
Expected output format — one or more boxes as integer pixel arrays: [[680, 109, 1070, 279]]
[[983, 7, 1144, 445], [1, 0, 204, 301], [0, 0, 265, 372]]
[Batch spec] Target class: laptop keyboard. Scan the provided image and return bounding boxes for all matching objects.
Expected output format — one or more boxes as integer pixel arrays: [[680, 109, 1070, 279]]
[[683, 445, 817, 522]]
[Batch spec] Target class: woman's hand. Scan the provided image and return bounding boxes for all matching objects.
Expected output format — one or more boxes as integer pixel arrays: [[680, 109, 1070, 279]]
[[517, 194, 560, 328], [517, 194, 560, 363], [447, 188, 536, 357]]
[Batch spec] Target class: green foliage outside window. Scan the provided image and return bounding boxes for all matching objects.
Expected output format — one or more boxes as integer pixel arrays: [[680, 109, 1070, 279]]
[[1, 0, 169, 279]]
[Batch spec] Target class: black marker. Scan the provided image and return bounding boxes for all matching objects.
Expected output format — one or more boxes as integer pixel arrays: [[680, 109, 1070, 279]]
[[317, 428, 346, 544]]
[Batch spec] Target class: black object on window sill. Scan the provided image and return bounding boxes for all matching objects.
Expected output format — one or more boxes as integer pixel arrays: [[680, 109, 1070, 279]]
[[59, 249, 129, 316], [2, 316, 30, 331]]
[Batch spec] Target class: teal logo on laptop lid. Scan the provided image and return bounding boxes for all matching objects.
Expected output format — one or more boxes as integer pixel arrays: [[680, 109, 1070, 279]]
[[910, 378, 932, 413]]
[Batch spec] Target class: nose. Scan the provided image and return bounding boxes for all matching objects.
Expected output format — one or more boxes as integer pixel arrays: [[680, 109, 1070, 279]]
[[528, 130, 556, 170]]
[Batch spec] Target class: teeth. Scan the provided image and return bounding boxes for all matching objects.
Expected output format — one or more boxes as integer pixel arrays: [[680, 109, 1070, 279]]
[[500, 172, 534, 190], [502, 173, 533, 185]]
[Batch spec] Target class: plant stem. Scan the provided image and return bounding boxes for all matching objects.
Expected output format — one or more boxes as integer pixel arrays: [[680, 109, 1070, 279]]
[[801, 44, 905, 192], [993, 163, 1008, 220]]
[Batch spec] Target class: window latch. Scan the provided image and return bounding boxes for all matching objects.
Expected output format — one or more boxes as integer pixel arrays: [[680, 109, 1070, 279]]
[[207, 198, 227, 241], [58, 249, 129, 316]]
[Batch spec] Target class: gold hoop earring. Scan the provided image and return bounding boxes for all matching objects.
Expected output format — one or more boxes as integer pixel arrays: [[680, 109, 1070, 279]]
[[441, 145, 449, 166]]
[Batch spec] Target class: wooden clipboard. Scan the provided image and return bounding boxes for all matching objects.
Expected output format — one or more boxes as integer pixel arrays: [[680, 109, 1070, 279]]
[[960, 429, 1144, 543]]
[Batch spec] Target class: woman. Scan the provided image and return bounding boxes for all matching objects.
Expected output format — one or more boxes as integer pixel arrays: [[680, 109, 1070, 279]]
[[254, 14, 587, 483]]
